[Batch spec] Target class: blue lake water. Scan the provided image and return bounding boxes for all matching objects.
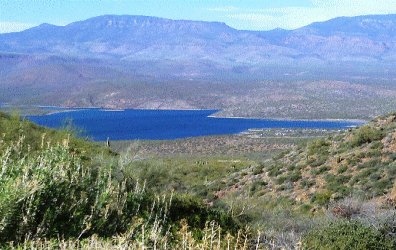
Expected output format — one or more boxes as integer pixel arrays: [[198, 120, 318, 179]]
[[27, 109, 363, 141]]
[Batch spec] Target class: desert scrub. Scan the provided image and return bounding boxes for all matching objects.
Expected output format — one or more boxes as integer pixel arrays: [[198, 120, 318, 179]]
[[310, 165, 330, 175], [267, 162, 283, 177], [249, 180, 268, 195], [252, 164, 264, 175], [0, 134, 240, 246], [307, 138, 330, 156], [301, 221, 394, 250], [300, 179, 316, 189], [0, 135, 146, 242], [0, 113, 113, 163], [349, 125, 385, 147], [6, 222, 259, 250], [310, 191, 332, 206], [337, 165, 348, 174], [356, 158, 381, 169]]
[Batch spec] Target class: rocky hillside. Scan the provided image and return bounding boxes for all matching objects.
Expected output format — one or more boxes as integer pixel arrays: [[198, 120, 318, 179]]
[[224, 113, 396, 206]]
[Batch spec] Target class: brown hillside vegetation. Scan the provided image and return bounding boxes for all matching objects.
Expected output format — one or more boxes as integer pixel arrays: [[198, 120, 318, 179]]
[[223, 113, 396, 207]]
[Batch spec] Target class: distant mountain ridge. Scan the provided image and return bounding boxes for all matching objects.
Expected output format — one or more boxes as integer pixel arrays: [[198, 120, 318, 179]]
[[1, 14, 396, 64]]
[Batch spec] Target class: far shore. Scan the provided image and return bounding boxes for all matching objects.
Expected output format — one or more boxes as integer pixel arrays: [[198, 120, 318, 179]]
[[207, 115, 367, 124], [6, 105, 368, 123]]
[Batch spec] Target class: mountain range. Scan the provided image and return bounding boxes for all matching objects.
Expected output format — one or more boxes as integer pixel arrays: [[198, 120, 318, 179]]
[[1, 14, 396, 118], [1, 14, 396, 64]]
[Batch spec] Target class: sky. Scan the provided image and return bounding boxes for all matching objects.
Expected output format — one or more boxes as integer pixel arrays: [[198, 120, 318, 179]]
[[1, 0, 396, 33]]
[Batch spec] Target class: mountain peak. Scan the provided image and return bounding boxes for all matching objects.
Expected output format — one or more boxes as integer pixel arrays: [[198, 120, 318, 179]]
[[65, 14, 233, 32], [299, 14, 396, 36], [24, 22, 59, 32]]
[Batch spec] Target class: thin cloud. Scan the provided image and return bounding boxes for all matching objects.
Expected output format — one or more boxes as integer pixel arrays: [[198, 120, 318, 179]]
[[309, 0, 396, 14], [226, 13, 283, 30], [207, 6, 239, 12], [227, 7, 331, 30], [225, 0, 396, 30], [0, 22, 36, 33]]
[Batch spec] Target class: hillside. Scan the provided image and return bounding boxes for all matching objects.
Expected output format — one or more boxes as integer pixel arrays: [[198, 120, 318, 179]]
[[0, 112, 245, 248], [1, 111, 395, 248], [223, 113, 396, 207], [0, 112, 112, 156]]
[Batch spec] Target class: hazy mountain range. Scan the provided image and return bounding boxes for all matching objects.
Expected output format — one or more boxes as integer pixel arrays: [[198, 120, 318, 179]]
[[1, 14, 396, 118], [1, 14, 396, 64]]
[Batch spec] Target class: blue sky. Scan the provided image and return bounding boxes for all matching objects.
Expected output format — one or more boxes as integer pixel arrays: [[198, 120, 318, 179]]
[[1, 0, 396, 33]]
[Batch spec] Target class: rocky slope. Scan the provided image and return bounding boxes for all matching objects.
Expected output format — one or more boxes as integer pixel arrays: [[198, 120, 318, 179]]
[[222, 113, 396, 206]]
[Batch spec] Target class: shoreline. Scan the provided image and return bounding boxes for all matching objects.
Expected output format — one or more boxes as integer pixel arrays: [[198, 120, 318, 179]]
[[207, 115, 367, 124], [13, 105, 367, 123], [26, 106, 219, 116]]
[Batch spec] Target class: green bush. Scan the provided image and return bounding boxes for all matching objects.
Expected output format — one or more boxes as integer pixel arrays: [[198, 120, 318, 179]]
[[345, 156, 360, 167], [357, 158, 381, 169], [276, 184, 287, 191], [311, 165, 330, 175], [370, 141, 384, 149], [268, 163, 283, 177], [350, 126, 385, 147], [249, 180, 268, 195], [276, 170, 302, 185], [167, 194, 239, 236], [388, 153, 396, 161], [337, 165, 348, 174], [252, 165, 264, 175], [308, 156, 328, 167], [276, 175, 287, 185], [310, 191, 332, 206], [370, 179, 393, 196], [288, 171, 302, 182], [324, 174, 352, 196], [307, 139, 330, 156], [299, 204, 313, 213], [357, 168, 377, 179], [272, 150, 288, 160], [300, 179, 316, 189], [302, 221, 394, 250], [364, 149, 382, 158], [325, 174, 351, 185], [287, 164, 296, 171], [386, 163, 396, 178]]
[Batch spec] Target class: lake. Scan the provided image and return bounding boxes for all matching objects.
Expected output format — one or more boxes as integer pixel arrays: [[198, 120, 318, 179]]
[[27, 109, 363, 141]]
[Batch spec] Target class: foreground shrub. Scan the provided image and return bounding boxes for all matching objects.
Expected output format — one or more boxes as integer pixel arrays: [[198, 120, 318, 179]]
[[0, 136, 147, 242], [301, 221, 394, 250], [6, 220, 255, 249], [0, 134, 239, 246]]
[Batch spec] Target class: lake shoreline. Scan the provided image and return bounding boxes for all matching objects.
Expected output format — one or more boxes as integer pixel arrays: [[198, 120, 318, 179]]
[[208, 115, 367, 124], [22, 105, 367, 123], [27, 108, 364, 141]]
